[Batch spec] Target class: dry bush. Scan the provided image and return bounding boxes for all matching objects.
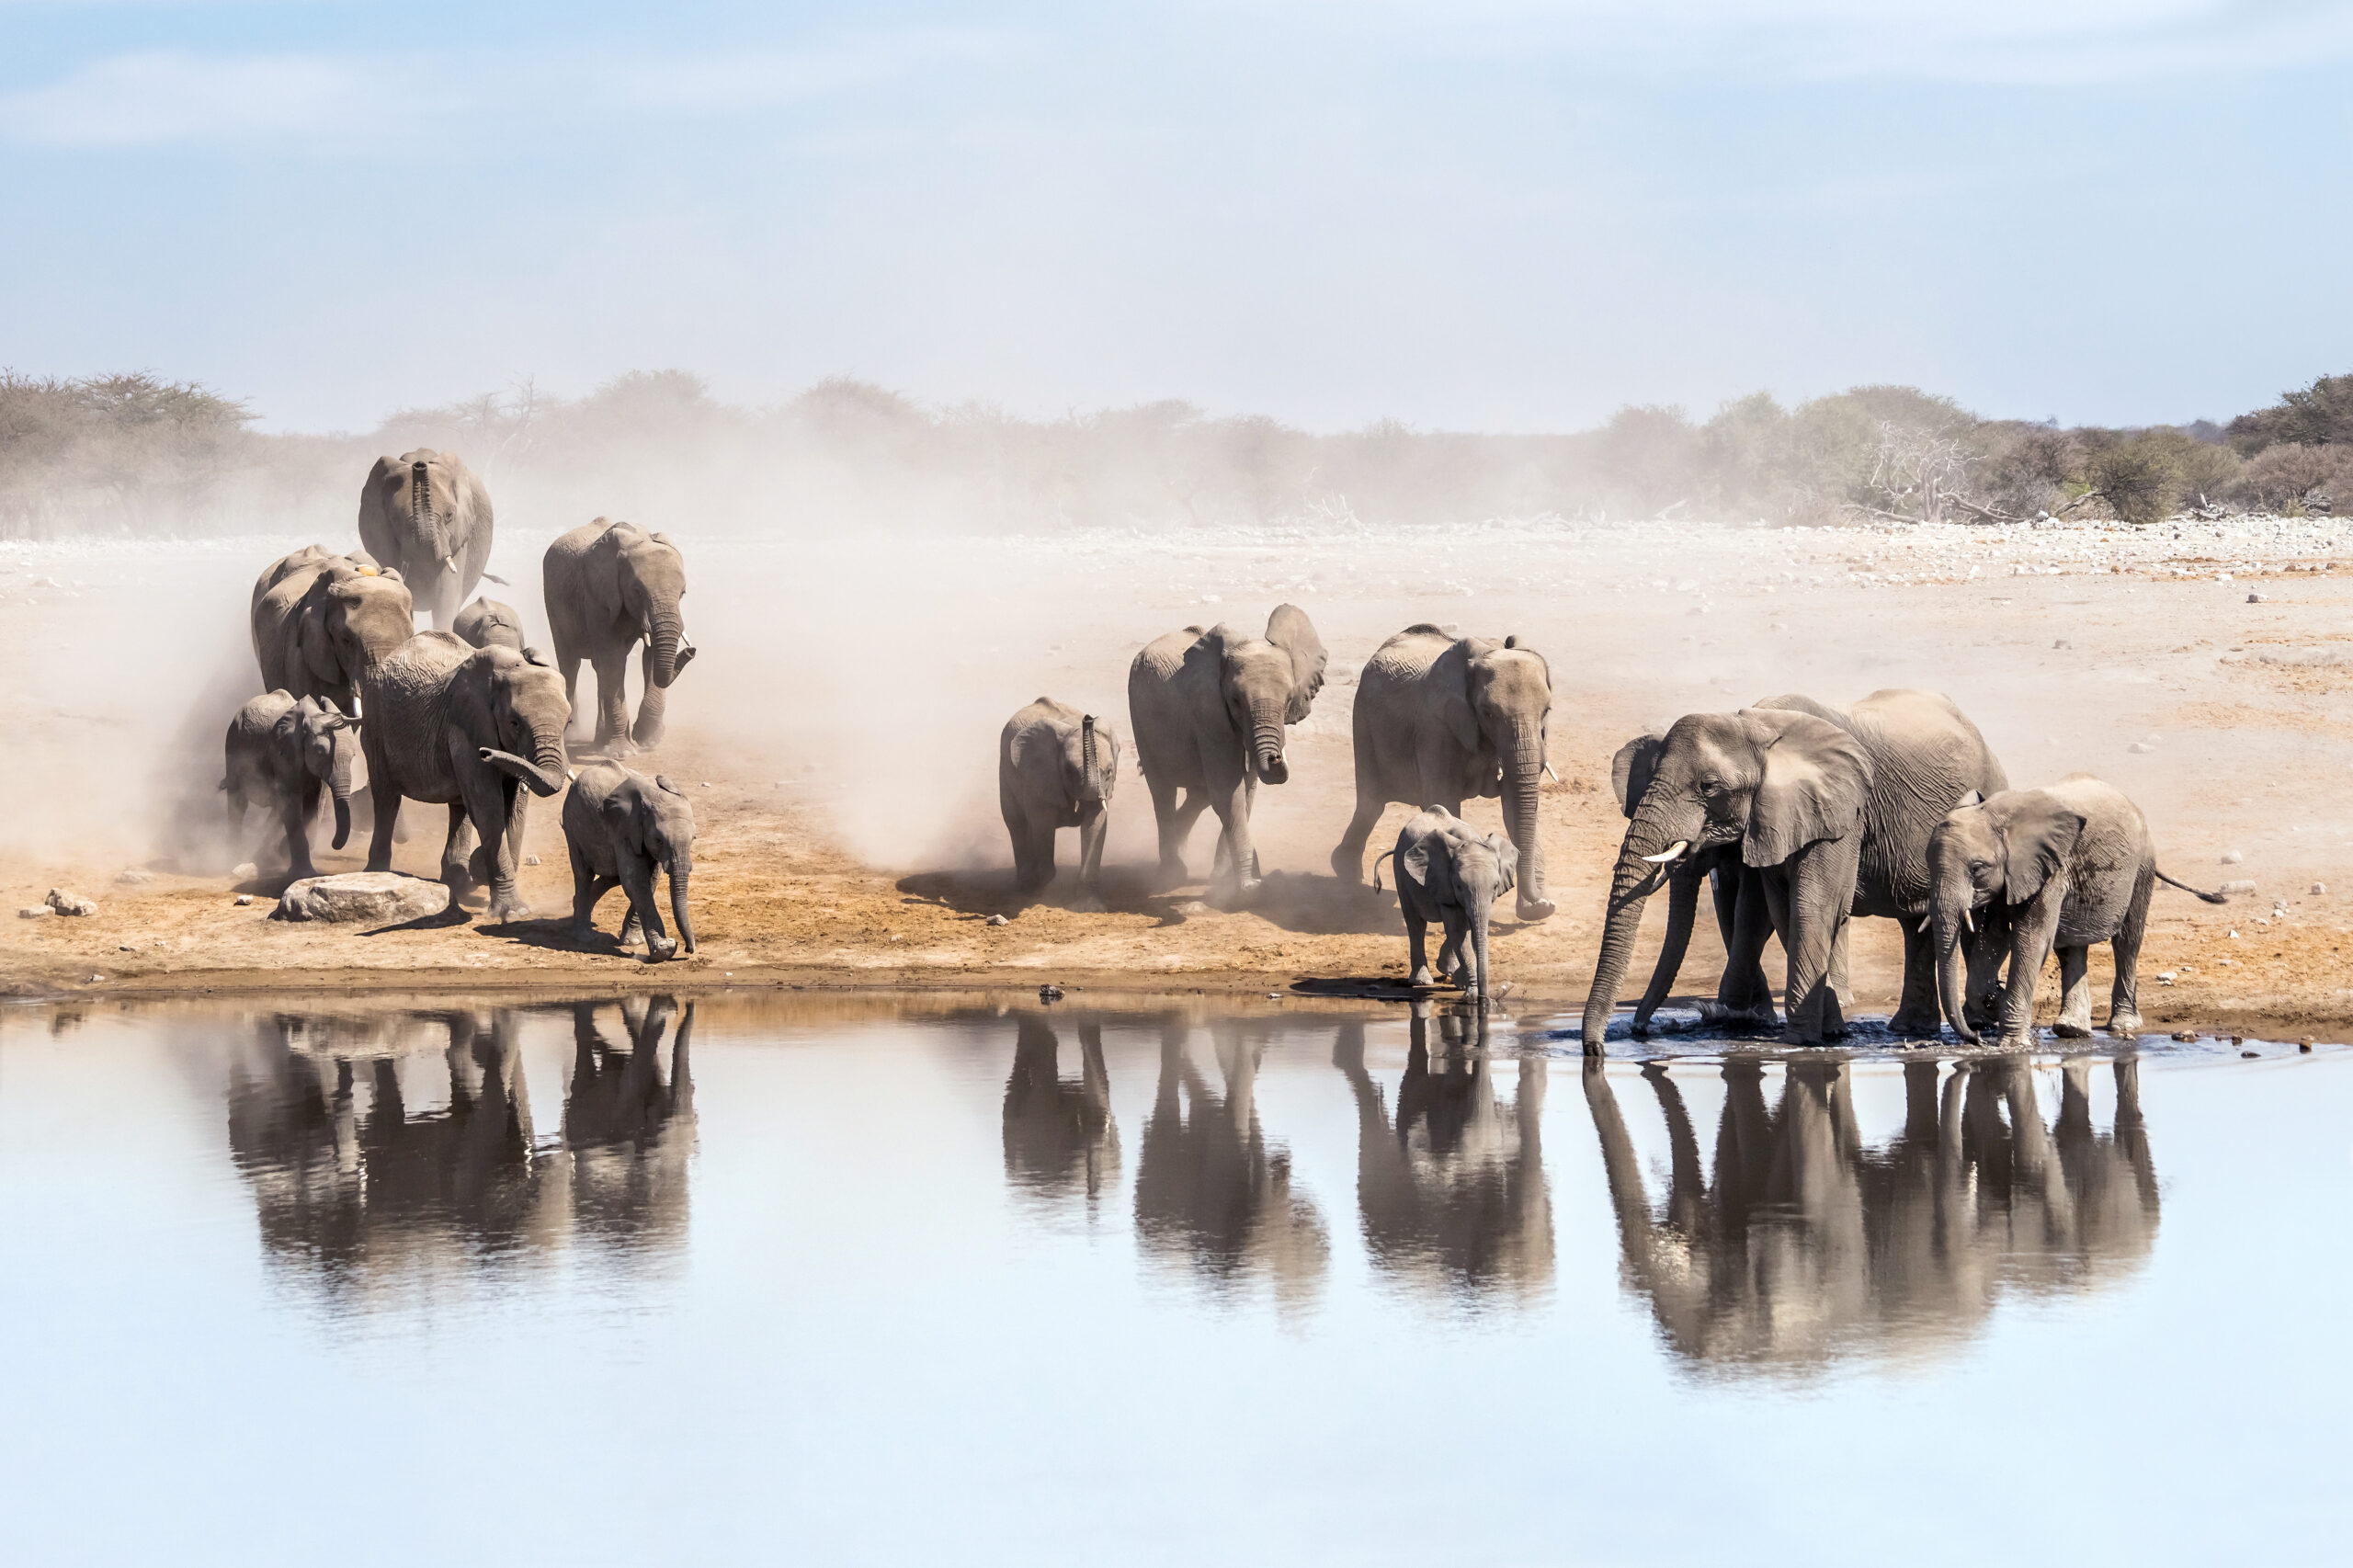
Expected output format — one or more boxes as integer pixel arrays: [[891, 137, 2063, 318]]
[[2224, 442, 2353, 514]]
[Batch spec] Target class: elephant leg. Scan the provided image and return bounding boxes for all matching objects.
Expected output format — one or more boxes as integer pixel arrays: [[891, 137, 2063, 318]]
[[1439, 909, 1471, 988], [363, 756, 402, 873], [1208, 778, 1259, 905], [1637, 869, 1701, 1035], [280, 782, 319, 881], [470, 777, 532, 923], [1405, 911, 1433, 987], [1824, 920, 1851, 1037], [2052, 945, 2094, 1038], [1017, 804, 1058, 898], [632, 641, 670, 751], [440, 801, 475, 892], [619, 858, 674, 960], [1074, 802, 1108, 912], [1963, 911, 2010, 1029], [1719, 867, 1778, 1028], [592, 649, 634, 754], [1891, 919, 1943, 1038], [1779, 838, 1859, 1046], [569, 843, 606, 937], [2108, 868, 2153, 1035], [1332, 767, 1388, 883], [560, 653, 587, 743], [1997, 892, 2066, 1050], [1146, 775, 1195, 889]]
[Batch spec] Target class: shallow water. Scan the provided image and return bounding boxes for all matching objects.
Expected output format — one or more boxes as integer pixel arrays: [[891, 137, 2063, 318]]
[[0, 994, 2342, 1566]]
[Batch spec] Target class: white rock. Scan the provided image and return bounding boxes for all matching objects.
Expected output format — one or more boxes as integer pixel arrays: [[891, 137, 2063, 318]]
[[116, 869, 154, 885], [274, 872, 452, 925], [985, 914, 1009, 926], [233, 894, 255, 907], [523, 855, 540, 867], [2128, 742, 2154, 754], [45, 889, 97, 916], [2221, 849, 2243, 864], [17, 906, 52, 919], [232, 862, 259, 881], [2220, 879, 2257, 895], [2248, 592, 2268, 603], [2311, 882, 2327, 895]]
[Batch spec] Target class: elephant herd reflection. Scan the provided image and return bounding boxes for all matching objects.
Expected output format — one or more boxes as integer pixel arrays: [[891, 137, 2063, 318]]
[[222, 997, 2159, 1371]]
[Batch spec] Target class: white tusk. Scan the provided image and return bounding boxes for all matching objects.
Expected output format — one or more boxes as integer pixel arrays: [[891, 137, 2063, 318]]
[[1543, 764, 1560, 783], [1916, 915, 1931, 935], [1639, 840, 1690, 865], [1962, 907, 1975, 935]]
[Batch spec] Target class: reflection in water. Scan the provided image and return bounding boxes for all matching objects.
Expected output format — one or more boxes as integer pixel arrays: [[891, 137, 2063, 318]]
[[1584, 1054, 2160, 1373], [1001, 1012, 1120, 1208], [226, 999, 697, 1301], [1335, 1003, 1553, 1306], [1133, 1018, 1329, 1308]]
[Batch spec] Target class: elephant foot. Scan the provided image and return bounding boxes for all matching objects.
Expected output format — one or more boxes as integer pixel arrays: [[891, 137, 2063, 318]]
[[1446, 965, 1472, 990], [1409, 965, 1434, 987], [620, 915, 645, 946], [631, 722, 666, 752], [597, 735, 642, 760], [1888, 1008, 1942, 1039], [1329, 846, 1363, 883], [1069, 894, 1107, 914], [488, 893, 531, 924], [2052, 1017, 2093, 1040], [1514, 895, 1556, 923], [644, 936, 678, 962], [1150, 861, 1189, 894], [1995, 1031, 2039, 1051], [2108, 1012, 2144, 1036]]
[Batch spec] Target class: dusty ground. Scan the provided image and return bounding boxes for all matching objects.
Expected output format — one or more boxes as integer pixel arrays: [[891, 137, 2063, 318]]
[[3, 514, 2348, 1040]]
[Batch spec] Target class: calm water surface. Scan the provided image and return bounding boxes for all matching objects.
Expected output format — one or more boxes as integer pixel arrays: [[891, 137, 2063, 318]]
[[0, 994, 2343, 1566]]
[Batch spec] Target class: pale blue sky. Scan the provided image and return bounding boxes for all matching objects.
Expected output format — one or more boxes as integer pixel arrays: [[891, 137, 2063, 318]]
[[5, 2, 2351, 431]]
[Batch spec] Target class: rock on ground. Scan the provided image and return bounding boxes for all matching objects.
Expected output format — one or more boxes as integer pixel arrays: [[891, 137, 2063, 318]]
[[45, 889, 97, 916], [273, 872, 451, 926]]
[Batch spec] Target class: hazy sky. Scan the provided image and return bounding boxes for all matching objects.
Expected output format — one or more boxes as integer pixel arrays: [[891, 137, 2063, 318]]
[[6, 2, 2351, 432]]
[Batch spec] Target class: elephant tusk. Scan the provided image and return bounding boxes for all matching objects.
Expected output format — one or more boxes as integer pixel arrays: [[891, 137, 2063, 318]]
[[1917, 915, 1931, 935], [1963, 907, 1975, 935], [1543, 764, 1560, 783], [1639, 840, 1690, 865]]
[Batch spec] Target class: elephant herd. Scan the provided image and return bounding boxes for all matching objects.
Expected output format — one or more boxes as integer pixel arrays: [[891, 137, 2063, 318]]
[[226, 448, 701, 955], [1005, 604, 2226, 1051]]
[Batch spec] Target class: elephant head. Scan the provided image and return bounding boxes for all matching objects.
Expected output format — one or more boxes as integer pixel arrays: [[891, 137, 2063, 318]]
[[316, 562, 414, 685], [605, 771, 699, 956], [364, 450, 483, 604], [1583, 709, 1871, 1049], [461, 645, 573, 799], [283, 696, 360, 850], [1441, 633, 1553, 918], [453, 596, 525, 652], [1403, 820, 1518, 999], [1927, 790, 2085, 1043], [605, 521, 694, 689], [1200, 604, 1324, 785], [1071, 713, 1120, 806]]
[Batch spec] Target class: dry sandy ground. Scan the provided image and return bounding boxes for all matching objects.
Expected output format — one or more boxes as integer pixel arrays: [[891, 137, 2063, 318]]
[[3, 514, 2348, 1041]]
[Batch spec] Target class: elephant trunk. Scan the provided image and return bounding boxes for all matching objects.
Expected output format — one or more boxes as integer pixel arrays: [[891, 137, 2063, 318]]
[[1470, 903, 1493, 1004], [1247, 696, 1288, 784], [667, 856, 696, 955], [329, 744, 355, 851], [1503, 731, 1552, 918], [648, 611, 686, 690], [481, 746, 566, 798], [1933, 873, 1979, 1044], [1581, 804, 1697, 1053], [1635, 867, 1701, 1031]]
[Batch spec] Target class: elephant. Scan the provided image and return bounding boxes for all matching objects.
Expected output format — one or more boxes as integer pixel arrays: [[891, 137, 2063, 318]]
[[561, 760, 698, 960], [999, 698, 1120, 909], [1583, 707, 1873, 1049], [1383, 805, 1518, 1003], [1608, 729, 1778, 1035], [222, 690, 359, 880], [1580, 1051, 2159, 1373], [1002, 1012, 1121, 1207], [563, 997, 698, 1246], [542, 518, 695, 755], [1133, 1017, 1329, 1310], [358, 631, 572, 921], [1586, 689, 2008, 1051], [1333, 1006, 1552, 1302], [357, 449, 495, 631], [453, 596, 526, 652], [1928, 775, 2228, 1047], [249, 546, 415, 717], [1333, 625, 1557, 922], [1127, 605, 1325, 903]]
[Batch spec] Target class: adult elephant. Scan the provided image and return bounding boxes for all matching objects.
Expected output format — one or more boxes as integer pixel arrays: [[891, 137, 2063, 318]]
[[359, 631, 571, 921], [1583, 707, 1873, 1049], [358, 449, 495, 631], [1128, 605, 1324, 903], [542, 518, 695, 755], [1331, 625, 1557, 922], [250, 546, 415, 716]]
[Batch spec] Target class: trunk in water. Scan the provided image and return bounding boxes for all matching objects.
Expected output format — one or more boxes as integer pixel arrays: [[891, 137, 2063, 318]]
[[1635, 868, 1701, 1029], [1934, 902, 1976, 1044], [1504, 733, 1552, 917], [1470, 905, 1493, 1004], [668, 859, 695, 954], [329, 746, 355, 850], [1580, 802, 1696, 1052]]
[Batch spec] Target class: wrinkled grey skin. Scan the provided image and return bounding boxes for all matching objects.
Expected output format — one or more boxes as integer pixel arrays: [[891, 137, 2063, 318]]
[[1928, 775, 2226, 1048], [1583, 1051, 2158, 1371], [1386, 805, 1518, 1005], [357, 450, 495, 631], [542, 518, 695, 755], [358, 631, 572, 921], [1128, 605, 1325, 903], [1334, 625, 1557, 922], [250, 547, 414, 717], [1583, 708, 1873, 1051], [452, 596, 526, 652], [1333, 1007, 1552, 1303], [222, 690, 359, 880], [562, 760, 697, 960], [1000, 697, 1120, 909], [1609, 729, 1779, 1036]]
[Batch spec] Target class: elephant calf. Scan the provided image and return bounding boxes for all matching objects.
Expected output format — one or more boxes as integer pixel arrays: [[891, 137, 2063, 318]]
[[223, 691, 359, 881], [1928, 775, 2226, 1047], [453, 596, 526, 652], [563, 761, 698, 960], [1000, 698, 1120, 909], [1385, 805, 1518, 1005]]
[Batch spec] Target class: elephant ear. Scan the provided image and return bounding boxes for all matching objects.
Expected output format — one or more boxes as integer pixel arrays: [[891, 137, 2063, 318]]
[[1996, 794, 2086, 903], [1610, 733, 1665, 819], [1399, 831, 1442, 901], [1266, 604, 1326, 722], [1434, 639, 1482, 755], [1744, 712, 1872, 868], [602, 787, 650, 859], [654, 774, 686, 797]]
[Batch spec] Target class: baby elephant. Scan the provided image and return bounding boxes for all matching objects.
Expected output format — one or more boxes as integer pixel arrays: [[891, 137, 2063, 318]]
[[563, 761, 697, 960], [1000, 698, 1120, 909], [1385, 805, 1518, 1004], [453, 597, 526, 652], [223, 691, 360, 880], [1927, 774, 2225, 1047]]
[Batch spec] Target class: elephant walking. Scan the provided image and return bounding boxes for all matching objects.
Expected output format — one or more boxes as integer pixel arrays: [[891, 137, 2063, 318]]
[[357, 450, 494, 631], [542, 518, 695, 756], [999, 698, 1120, 908], [1387, 805, 1518, 1003], [562, 761, 698, 960], [1333, 625, 1557, 921], [1127, 606, 1325, 903], [1927, 775, 2227, 1047], [222, 691, 360, 881], [250, 546, 415, 717], [358, 631, 572, 921]]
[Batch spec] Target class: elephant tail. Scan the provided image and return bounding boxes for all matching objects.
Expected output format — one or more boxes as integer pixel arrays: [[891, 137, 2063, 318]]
[[2155, 868, 2230, 904], [1371, 850, 1396, 892], [481, 571, 508, 585]]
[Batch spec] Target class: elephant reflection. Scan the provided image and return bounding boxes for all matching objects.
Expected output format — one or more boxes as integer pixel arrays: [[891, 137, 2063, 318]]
[[226, 999, 697, 1295], [1333, 1004, 1552, 1303], [1583, 1053, 2158, 1372], [1002, 1012, 1120, 1207], [1133, 1018, 1328, 1308]]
